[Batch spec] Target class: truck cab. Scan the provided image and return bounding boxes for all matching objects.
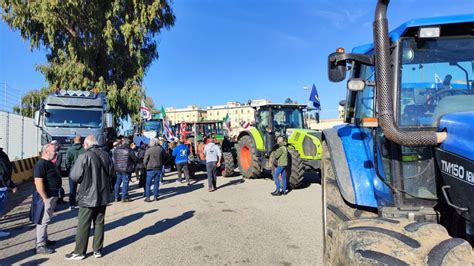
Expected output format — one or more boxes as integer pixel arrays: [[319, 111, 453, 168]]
[[34, 90, 113, 172]]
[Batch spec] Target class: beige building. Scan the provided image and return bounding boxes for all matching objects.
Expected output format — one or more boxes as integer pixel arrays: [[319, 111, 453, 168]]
[[165, 99, 271, 136], [166, 105, 207, 124], [206, 99, 271, 127]]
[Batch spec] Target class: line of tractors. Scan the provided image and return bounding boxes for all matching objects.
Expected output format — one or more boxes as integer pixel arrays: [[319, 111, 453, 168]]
[[134, 103, 323, 188], [132, 0, 474, 263]]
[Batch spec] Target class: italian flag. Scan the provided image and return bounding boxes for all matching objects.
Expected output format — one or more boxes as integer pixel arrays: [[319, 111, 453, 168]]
[[224, 113, 231, 130]]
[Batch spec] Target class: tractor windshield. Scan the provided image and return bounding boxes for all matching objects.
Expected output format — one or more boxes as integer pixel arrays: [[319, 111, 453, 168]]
[[143, 120, 163, 133], [271, 108, 304, 129], [398, 36, 474, 128]]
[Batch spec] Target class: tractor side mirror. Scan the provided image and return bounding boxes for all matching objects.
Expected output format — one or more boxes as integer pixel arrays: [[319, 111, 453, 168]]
[[328, 52, 347, 82], [105, 113, 113, 127], [34, 111, 40, 127]]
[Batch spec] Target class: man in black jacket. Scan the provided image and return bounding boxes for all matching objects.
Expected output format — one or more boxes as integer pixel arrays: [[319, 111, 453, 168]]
[[112, 138, 137, 202], [66, 135, 114, 260]]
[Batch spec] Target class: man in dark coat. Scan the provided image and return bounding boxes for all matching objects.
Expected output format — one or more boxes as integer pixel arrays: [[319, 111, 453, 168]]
[[65, 135, 84, 210], [0, 147, 16, 238], [112, 138, 137, 202], [65, 135, 114, 260], [143, 138, 165, 202]]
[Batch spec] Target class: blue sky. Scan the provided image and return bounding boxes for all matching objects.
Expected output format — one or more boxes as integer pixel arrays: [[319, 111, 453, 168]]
[[1, 0, 473, 119]]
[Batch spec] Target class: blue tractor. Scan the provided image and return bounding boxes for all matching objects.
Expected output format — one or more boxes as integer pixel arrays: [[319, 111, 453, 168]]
[[323, 0, 474, 264]]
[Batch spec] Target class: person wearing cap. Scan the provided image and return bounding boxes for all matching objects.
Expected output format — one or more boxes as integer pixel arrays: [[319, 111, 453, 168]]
[[204, 138, 222, 192], [172, 139, 191, 185]]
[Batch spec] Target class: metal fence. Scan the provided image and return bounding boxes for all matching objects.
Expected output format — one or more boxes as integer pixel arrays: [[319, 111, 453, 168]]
[[0, 111, 41, 160]]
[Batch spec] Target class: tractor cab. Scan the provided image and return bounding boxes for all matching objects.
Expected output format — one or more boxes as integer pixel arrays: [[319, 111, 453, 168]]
[[255, 104, 306, 154]]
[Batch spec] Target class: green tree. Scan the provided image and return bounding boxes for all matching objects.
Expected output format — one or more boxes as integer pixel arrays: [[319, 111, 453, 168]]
[[1, 0, 175, 126], [284, 97, 294, 104], [12, 87, 52, 118]]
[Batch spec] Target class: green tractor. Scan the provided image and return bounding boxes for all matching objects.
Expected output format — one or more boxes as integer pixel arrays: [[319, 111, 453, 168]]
[[236, 104, 322, 188]]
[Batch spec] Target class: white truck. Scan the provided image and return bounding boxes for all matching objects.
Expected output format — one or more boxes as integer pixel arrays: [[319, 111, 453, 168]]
[[34, 90, 114, 173]]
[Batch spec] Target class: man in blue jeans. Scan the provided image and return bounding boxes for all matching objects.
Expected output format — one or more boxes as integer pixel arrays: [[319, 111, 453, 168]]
[[144, 138, 165, 202], [271, 136, 288, 196], [112, 138, 137, 202]]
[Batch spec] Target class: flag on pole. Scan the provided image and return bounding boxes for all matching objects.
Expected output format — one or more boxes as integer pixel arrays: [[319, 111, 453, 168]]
[[309, 84, 321, 110], [223, 113, 231, 130], [140, 100, 152, 120], [160, 105, 166, 118], [163, 118, 174, 140]]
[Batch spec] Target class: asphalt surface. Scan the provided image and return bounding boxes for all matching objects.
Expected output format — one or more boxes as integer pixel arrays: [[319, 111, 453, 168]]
[[0, 170, 323, 265]]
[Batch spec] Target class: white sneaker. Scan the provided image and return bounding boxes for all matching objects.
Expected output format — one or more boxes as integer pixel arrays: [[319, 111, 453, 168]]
[[65, 252, 85, 260], [0, 230, 10, 238]]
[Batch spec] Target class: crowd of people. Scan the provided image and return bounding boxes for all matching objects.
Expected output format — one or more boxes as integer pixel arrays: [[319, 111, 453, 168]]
[[0, 132, 291, 260]]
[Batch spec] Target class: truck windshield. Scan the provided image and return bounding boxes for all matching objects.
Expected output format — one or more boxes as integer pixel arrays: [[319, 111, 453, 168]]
[[44, 109, 102, 128], [398, 36, 474, 127], [272, 108, 304, 129], [143, 120, 163, 132]]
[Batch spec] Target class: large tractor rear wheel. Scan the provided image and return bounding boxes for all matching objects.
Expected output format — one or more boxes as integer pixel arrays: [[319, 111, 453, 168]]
[[237, 135, 261, 178], [332, 218, 473, 265], [221, 152, 234, 177], [287, 148, 304, 189], [321, 140, 474, 264]]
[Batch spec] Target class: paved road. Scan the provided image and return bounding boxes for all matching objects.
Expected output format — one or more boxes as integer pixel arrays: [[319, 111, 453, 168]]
[[0, 171, 323, 265]]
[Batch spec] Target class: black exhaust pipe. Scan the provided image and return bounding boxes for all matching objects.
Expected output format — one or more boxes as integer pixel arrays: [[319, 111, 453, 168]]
[[373, 0, 439, 146]]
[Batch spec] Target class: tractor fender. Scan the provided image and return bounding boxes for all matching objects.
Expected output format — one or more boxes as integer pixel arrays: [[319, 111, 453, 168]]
[[322, 127, 356, 205], [237, 128, 265, 151]]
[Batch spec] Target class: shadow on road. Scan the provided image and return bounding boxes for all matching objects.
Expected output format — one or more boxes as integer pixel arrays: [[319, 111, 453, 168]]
[[103, 210, 195, 256], [1, 208, 158, 264], [217, 178, 245, 190]]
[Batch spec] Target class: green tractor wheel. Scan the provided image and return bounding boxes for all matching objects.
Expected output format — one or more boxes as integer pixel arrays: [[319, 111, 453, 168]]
[[237, 135, 262, 178], [288, 148, 304, 188]]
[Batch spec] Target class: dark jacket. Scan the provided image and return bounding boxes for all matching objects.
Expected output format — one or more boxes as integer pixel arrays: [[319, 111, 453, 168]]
[[135, 144, 147, 170], [144, 145, 165, 170], [0, 148, 14, 189], [30, 190, 44, 224], [113, 144, 137, 173], [70, 146, 114, 207], [65, 142, 84, 170]]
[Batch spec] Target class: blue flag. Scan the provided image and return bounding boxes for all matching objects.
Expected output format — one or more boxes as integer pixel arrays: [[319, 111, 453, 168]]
[[309, 84, 321, 110]]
